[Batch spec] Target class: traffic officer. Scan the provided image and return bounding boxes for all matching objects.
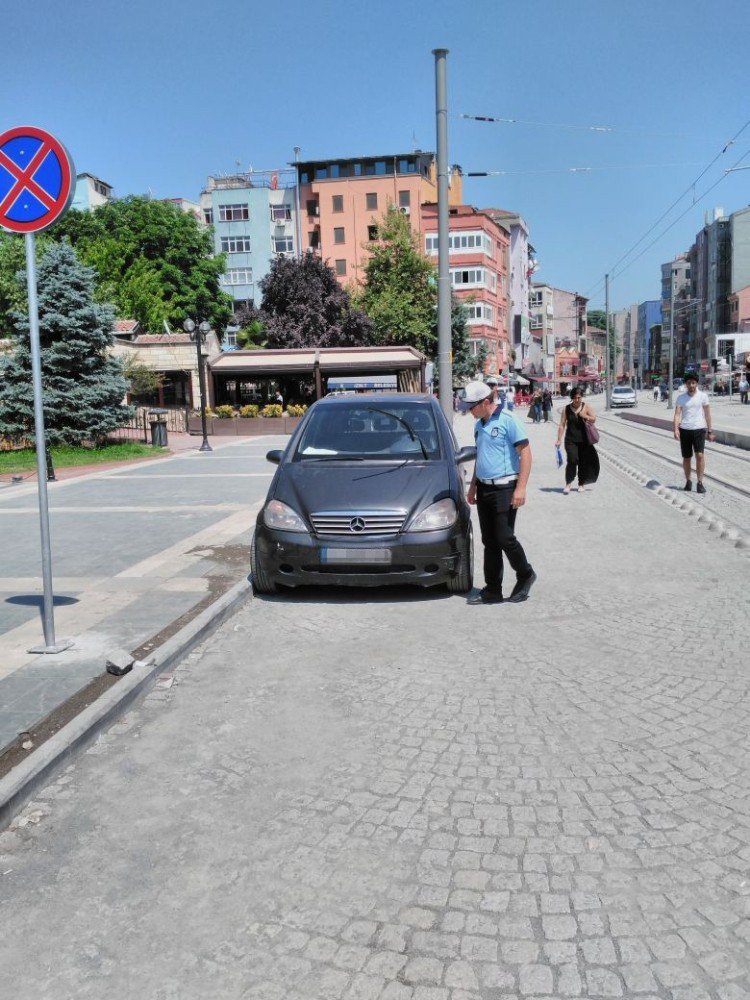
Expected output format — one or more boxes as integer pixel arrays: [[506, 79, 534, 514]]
[[463, 381, 536, 605]]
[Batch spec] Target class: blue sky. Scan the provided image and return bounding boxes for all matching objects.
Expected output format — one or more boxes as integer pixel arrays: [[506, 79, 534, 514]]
[[3, 0, 748, 311]]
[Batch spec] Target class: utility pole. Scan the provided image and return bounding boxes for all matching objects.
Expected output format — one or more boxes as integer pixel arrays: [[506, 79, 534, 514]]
[[668, 277, 675, 409], [433, 47, 453, 424], [293, 147, 302, 260], [604, 273, 611, 411]]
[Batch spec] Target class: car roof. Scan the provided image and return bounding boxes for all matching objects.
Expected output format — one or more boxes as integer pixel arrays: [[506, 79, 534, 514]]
[[314, 393, 436, 408]]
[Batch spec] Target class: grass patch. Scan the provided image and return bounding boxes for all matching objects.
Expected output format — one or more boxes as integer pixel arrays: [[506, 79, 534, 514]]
[[0, 442, 167, 475]]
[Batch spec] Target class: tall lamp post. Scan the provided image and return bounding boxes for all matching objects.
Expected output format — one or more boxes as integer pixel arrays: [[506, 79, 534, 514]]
[[184, 318, 213, 452]]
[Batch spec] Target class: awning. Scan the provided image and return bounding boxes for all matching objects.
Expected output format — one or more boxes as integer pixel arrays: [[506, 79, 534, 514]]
[[210, 345, 425, 376]]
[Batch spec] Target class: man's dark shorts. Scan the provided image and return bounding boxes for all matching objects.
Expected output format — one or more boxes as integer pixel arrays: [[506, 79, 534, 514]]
[[680, 428, 706, 458]]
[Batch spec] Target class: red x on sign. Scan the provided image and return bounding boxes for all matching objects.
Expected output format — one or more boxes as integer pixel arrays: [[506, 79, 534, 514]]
[[0, 126, 75, 234]]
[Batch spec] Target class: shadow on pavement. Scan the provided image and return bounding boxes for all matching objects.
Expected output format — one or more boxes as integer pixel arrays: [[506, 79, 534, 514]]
[[253, 584, 453, 605], [5, 594, 79, 623]]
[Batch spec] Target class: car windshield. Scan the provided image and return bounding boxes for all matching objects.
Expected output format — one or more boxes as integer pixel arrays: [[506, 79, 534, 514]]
[[294, 402, 441, 461], [613, 387, 632, 394]]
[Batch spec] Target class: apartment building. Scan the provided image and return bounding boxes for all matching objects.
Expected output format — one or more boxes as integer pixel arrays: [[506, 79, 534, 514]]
[[529, 284, 587, 378], [611, 309, 629, 377], [637, 300, 662, 376], [660, 253, 692, 374], [199, 170, 298, 316], [71, 173, 112, 212], [482, 210, 533, 375], [421, 204, 509, 375], [295, 152, 463, 285]]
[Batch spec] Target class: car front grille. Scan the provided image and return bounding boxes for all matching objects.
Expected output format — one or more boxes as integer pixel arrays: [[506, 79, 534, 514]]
[[310, 510, 407, 537]]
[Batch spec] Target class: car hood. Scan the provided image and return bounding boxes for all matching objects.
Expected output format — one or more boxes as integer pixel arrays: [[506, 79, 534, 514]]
[[273, 461, 450, 523]]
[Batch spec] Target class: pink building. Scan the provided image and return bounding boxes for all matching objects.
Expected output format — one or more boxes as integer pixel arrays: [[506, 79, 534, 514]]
[[729, 285, 750, 332], [421, 204, 510, 375], [296, 152, 463, 286]]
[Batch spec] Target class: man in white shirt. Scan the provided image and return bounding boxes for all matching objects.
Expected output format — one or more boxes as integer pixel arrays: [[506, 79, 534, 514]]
[[673, 373, 714, 493]]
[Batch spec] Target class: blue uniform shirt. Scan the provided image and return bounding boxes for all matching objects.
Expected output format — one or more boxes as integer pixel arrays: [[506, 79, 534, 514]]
[[474, 406, 528, 480]]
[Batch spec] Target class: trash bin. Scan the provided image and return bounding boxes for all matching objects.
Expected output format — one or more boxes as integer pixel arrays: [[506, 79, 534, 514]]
[[148, 408, 169, 447]]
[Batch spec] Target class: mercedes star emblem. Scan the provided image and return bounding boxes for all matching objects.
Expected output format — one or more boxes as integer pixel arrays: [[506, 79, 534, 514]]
[[349, 516, 366, 533]]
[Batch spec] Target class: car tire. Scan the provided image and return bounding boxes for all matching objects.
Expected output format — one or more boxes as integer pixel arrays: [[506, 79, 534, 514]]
[[251, 534, 277, 595], [446, 526, 473, 594]]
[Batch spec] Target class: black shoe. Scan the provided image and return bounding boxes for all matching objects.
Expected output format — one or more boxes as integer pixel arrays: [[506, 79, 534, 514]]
[[683, 480, 692, 491], [508, 570, 537, 603], [467, 588, 504, 605], [696, 482, 706, 494]]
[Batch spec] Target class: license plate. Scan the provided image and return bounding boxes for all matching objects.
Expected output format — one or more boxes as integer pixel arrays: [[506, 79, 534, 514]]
[[321, 548, 391, 565]]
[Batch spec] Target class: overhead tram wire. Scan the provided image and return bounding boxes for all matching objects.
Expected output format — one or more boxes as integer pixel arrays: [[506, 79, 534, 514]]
[[604, 116, 750, 279], [467, 162, 703, 178], [458, 113, 701, 140], [611, 144, 750, 281]]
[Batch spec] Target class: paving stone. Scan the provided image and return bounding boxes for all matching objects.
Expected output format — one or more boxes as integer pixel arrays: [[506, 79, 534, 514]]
[[519, 964, 554, 995]]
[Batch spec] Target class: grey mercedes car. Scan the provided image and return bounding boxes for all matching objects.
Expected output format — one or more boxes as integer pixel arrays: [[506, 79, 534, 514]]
[[251, 394, 476, 594]]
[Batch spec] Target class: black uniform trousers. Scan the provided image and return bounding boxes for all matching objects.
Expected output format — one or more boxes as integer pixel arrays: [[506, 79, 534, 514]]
[[476, 482, 532, 594]]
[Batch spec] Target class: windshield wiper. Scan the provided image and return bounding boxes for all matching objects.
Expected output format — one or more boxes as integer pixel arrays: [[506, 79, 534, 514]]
[[365, 407, 429, 460], [300, 455, 366, 461]]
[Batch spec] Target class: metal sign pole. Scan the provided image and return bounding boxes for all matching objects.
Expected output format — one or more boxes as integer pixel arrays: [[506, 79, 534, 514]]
[[433, 47, 453, 425], [24, 233, 72, 654]]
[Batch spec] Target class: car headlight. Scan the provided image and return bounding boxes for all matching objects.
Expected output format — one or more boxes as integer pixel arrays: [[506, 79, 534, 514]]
[[263, 499, 307, 532], [409, 498, 457, 532]]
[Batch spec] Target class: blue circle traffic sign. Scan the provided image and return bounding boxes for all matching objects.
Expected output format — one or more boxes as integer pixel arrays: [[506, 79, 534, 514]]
[[0, 126, 75, 234]]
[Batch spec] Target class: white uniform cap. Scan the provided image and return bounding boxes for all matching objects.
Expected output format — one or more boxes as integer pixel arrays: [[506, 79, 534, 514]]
[[460, 381, 493, 409]]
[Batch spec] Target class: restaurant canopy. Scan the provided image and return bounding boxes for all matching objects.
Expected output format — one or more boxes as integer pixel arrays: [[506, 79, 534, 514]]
[[209, 346, 427, 400]]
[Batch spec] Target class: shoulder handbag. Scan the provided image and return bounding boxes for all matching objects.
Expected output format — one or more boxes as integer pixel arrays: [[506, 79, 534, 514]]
[[584, 418, 600, 445]]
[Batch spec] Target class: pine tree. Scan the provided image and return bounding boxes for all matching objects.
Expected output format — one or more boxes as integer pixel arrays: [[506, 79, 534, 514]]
[[0, 240, 132, 446]]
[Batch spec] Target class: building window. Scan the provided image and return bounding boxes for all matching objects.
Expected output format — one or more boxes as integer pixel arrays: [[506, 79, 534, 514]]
[[309, 230, 320, 248], [335, 259, 347, 276], [221, 268, 253, 285], [465, 303, 495, 325], [332, 195, 344, 213], [333, 227, 345, 244], [219, 204, 250, 221], [368, 224, 378, 241], [224, 331, 237, 348], [366, 192, 378, 211], [220, 236, 252, 253], [203, 209, 214, 225], [398, 190, 410, 209], [425, 231, 493, 255], [450, 267, 495, 290], [270, 205, 292, 221], [398, 158, 416, 173], [274, 236, 294, 253], [315, 166, 328, 180], [306, 199, 319, 217]]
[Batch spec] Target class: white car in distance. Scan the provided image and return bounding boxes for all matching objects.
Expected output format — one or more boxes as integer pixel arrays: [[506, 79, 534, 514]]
[[610, 385, 637, 408]]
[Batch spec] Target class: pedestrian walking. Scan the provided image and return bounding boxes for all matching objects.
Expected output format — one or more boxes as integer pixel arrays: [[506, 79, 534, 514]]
[[653, 383, 660, 402], [555, 386, 600, 494], [462, 382, 536, 605], [530, 388, 543, 423], [541, 389, 553, 422], [739, 374, 749, 404], [673, 372, 714, 493]]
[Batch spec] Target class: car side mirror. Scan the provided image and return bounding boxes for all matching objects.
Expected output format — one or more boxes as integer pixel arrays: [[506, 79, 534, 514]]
[[266, 449, 283, 465], [455, 446, 476, 465]]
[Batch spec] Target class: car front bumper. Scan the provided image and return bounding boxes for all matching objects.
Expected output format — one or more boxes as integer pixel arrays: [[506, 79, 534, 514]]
[[254, 523, 467, 588]]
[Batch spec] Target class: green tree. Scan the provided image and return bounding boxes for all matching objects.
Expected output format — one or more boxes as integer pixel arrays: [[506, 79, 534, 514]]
[[356, 206, 437, 356], [433, 296, 484, 389], [233, 302, 267, 350], [587, 309, 607, 330], [49, 197, 233, 332], [0, 241, 132, 445], [0, 233, 57, 339], [259, 252, 373, 348]]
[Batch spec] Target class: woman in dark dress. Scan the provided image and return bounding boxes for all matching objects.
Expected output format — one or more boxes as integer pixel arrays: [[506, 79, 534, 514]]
[[555, 386, 599, 493]]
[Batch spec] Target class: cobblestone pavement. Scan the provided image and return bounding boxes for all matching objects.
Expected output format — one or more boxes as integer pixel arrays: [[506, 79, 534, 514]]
[[1, 426, 748, 1000]]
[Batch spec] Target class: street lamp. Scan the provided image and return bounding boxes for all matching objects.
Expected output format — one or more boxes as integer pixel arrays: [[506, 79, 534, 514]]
[[183, 318, 213, 453]]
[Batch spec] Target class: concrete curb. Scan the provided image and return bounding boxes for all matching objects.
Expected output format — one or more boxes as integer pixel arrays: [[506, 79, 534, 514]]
[[597, 444, 750, 552], [620, 411, 750, 451], [0, 578, 253, 830]]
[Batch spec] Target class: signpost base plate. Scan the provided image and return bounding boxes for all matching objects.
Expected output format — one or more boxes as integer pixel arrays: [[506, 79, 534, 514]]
[[27, 639, 74, 655]]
